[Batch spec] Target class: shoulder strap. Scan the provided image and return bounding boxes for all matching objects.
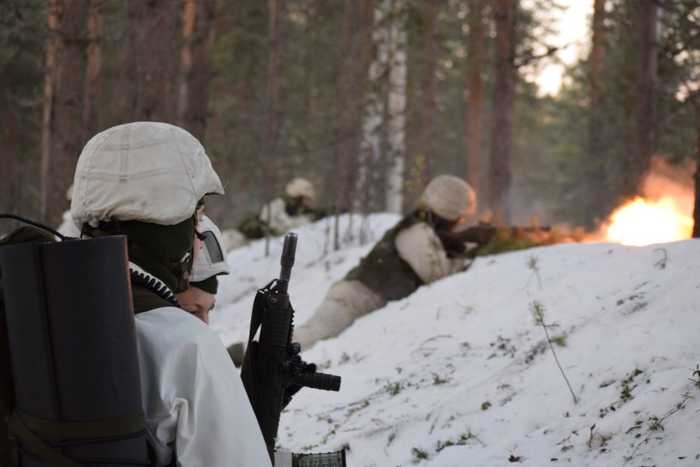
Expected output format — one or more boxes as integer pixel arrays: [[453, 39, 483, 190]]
[[8, 412, 81, 467], [8, 410, 148, 467]]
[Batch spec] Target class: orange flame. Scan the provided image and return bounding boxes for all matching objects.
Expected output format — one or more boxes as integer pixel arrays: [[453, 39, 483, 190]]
[[592, 157, 696, 246], [602, 196, 693, 246]]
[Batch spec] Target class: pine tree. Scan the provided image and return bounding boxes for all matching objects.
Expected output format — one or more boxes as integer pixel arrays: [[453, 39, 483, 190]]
[[465, 0, 486, 207], [489, 0, 517, 222], [40, 0, 90, 226], [177, 0, 216, 141]]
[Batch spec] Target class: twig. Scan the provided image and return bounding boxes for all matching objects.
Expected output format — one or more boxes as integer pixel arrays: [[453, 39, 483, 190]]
[[531, 301, 578, 405], [322, 214, 331, 258], [541, 316, 578, 405], [653, 248, 668, 270], [586, 424, 596, 449], [624, 393, 693, 463], [526, 256, 542, 290], [333, 205, 340, 252]]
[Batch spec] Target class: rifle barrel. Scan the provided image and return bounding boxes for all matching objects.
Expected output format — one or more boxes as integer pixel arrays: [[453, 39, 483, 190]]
[[279, 233, 297, 290]]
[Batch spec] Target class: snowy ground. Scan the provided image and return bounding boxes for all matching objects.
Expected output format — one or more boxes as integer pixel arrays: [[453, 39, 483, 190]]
[[211, 214, 700, 467], [210, 213, 401, 346]]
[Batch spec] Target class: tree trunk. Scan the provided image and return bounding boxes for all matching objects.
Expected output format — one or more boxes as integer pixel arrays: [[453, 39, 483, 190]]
[[40, 0, 60, 222], [263, 0, 284, 256], [0, 85, 19, 215], [124, 0, 180, 121], [265, 0, 284, 168], [637, 0, 658, 183], [266, 0, 282, 156], [40, 0, 89, 226], [360, 0, 406, 214], [83, 0, 103, 141], [586, 0, 607, 224], [336, 0, 374, 222], [178, 0, 197, 128], [327, 0, 359, 219], [416, 0, 439, 186], [488, 0, 517, 223], [384, 0, 407, 214], [466, 0, 485, 204], [178, 0, 216, 141], [693, 117, 700, 238], [358, 1, 386, 213]]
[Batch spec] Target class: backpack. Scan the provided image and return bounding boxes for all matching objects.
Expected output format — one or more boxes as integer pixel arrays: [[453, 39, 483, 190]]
[[0, 227, 150, 467]]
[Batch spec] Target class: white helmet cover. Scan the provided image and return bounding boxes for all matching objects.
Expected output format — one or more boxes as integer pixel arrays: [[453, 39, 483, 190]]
[[285, 177, 316, 202], [421, 175, 477, 221], [71, 122, 224, 227], [191, 215, 230, 282]]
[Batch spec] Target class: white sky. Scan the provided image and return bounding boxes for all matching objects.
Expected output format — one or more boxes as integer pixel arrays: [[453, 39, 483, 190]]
[[531, 1, 594, 96]]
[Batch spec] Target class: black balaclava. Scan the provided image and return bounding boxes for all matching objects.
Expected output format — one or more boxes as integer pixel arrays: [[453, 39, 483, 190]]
[[85, 216, 196, 293], [191, 276, 218, 295]]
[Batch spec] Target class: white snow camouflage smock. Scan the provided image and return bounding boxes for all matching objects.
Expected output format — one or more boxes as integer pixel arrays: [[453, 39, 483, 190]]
[[134, 308, 271, 467]]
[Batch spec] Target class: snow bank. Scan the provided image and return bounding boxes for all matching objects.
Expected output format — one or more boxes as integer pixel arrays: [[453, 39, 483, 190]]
[[210, 213, 400, 345], [213, 215, 700, 466]]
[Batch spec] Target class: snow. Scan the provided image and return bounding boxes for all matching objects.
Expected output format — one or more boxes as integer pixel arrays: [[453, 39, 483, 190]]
[[211, 214, 700, 467], [210, 214, 401, 345]]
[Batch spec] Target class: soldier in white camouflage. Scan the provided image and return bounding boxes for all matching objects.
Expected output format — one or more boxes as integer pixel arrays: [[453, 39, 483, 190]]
[[294, 175, 477, 350], [238, 177, 327, 239]]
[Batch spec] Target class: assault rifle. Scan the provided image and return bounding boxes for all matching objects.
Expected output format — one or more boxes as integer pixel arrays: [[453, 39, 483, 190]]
[[240, 233, 344, 466], [437, 223, 553, 257]]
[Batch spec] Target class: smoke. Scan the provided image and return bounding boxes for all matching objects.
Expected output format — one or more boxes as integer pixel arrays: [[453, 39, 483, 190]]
[[586, 156, 696, 244], [639, 156, 695, 214]]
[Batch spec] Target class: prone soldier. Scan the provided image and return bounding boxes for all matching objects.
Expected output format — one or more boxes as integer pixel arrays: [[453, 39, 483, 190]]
[[294, 175, 478, 349], [238, 177, 327, 239]]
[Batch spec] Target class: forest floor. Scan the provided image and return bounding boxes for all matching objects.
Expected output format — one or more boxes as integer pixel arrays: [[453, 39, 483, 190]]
[[211, 214, 700, 467]]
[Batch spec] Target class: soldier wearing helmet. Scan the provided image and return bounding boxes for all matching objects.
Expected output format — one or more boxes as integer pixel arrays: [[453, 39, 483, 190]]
[[293, 175, 477, 350], [238, 177, 327, 239], [178, 214, 230, 324], [72, 122, 271, 467]]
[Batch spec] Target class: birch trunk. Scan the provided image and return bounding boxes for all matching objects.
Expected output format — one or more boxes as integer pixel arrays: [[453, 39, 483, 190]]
[[359, 0, 406, 214], [357, 6, 384, 213], [384, 0, 407, 214]]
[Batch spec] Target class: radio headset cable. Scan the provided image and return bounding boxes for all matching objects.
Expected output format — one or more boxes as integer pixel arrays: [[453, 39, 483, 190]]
[[0, 214, 67, 241]]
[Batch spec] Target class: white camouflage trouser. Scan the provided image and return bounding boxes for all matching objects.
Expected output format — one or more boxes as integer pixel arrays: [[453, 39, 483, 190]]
[[293, 280, 384, 350]]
